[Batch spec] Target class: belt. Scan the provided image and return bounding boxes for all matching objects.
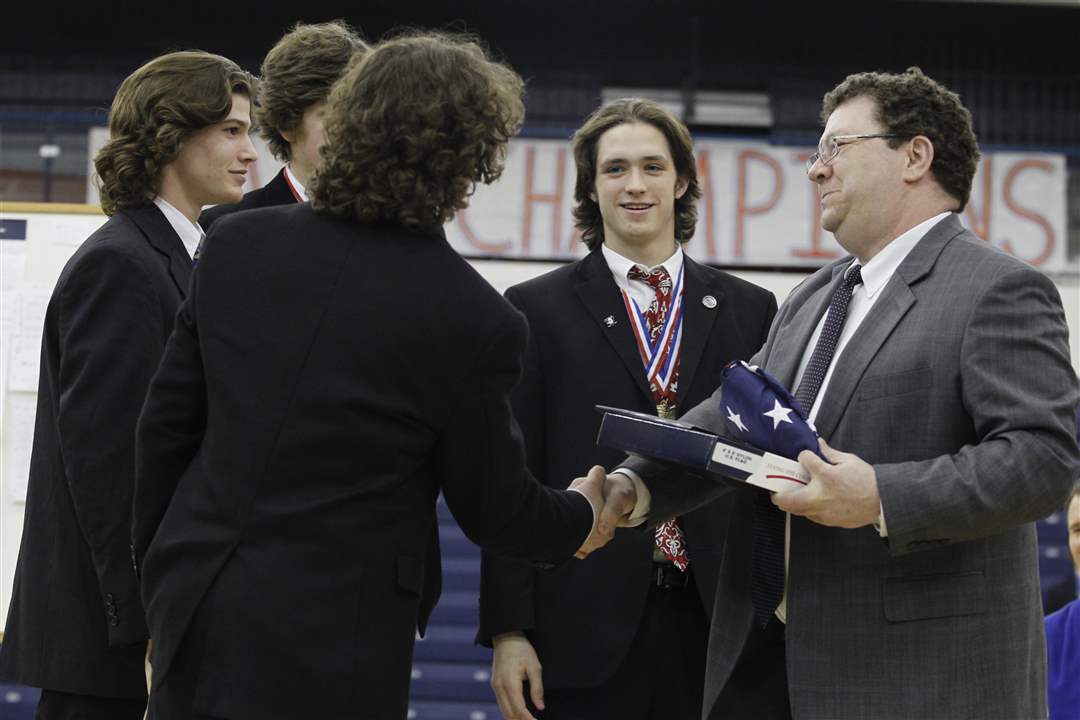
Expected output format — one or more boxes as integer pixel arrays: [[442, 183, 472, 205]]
[[652, 561, 689, 590]]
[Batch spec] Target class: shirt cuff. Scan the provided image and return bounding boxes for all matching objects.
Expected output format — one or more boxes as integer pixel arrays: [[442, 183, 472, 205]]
[[874, 500, 888, 537], [612, 468, 650, 527]]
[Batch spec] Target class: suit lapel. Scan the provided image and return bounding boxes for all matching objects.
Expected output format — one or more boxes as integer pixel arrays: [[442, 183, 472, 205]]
[[573, 250, 655, 407], [813, 215, 961, 439], [675, 257, 724, 413], [266, 168, 301, 205], [124, 204, 193, 296], [766, 265, 845, 389]]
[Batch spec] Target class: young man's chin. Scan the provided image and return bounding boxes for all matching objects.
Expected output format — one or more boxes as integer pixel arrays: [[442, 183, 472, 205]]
[[210, 188, 245, 206]]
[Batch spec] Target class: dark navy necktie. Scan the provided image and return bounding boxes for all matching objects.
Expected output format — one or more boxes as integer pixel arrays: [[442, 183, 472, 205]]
[[750, 264, 863, 627]]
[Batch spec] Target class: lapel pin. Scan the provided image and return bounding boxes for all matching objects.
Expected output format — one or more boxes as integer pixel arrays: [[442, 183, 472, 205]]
[[603, 315, 617, 327], [702, 295, 717, 309]]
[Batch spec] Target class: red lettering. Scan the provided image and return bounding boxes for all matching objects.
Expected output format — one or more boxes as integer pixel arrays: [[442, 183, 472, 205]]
[[455, 208, 511, 254], [1002, 159, 1056, 266], [735, 150, 783, 260]]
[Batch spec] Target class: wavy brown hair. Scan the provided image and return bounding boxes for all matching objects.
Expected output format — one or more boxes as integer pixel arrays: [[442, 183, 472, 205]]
[[822, 67, 980, 211], [94, 51, 255, 216], [257, 21, 368, 161], [310, 32, 524, 228], [572, 98, 702, 251]]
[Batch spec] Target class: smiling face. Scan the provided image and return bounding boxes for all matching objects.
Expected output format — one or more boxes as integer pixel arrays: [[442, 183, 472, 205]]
[[590, 121, 688, 261], [158, 93, 257, 222], [808, 95, 910, 262]]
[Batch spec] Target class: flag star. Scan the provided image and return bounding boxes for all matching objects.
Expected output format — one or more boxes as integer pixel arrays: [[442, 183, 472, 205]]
[[726, 405, 748, 433], [763, 399, 794, 429]]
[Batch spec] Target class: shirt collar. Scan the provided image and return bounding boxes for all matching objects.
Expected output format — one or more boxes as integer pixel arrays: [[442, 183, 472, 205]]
[[153, 196, 204, 260], [855, 211, 951, 299], [601, 242, 684, 289], [284, 164, 308, 200]]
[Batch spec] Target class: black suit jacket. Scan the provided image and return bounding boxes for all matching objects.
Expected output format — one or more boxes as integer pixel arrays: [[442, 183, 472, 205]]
[[202, 168, 446, 632], [198, 167, 297, 233], [477, 249, 776, 687], [132, 204, 594, 720], [0, 204, 191, 699]]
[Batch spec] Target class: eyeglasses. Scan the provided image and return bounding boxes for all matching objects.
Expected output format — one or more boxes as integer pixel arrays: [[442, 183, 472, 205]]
[[805, 133, 912, 173]]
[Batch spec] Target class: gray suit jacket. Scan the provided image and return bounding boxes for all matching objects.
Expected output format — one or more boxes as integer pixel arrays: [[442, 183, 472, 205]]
[[626, 214, 1080, 719]]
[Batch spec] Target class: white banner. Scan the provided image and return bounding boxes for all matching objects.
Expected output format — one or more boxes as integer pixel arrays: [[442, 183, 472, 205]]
[[446, 138, 1069, 272]]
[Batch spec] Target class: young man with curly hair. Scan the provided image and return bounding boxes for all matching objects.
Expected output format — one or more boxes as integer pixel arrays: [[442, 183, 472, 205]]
[[131, 33, 606, 719], [200, 20, 367, 231], [0, 51, 255, 720], [588, 67, 1079, 720], [478, 99, 776, 720]]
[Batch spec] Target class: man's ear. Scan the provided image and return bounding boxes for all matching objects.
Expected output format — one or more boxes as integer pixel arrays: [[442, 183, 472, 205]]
[[279, 125, 296, 145], [589, 191, 597, 203], [903, 135, 934, 182], [674, 176, 689, 200]]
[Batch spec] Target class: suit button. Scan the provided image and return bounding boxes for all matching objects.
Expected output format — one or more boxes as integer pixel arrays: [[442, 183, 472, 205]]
[[110, 618, 119, 627]]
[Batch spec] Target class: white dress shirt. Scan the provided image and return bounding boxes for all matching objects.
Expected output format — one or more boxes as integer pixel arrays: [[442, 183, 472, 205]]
[[285, 165, 308, 200], [153, 196, 205, 260], [600, 242, 684, 314]]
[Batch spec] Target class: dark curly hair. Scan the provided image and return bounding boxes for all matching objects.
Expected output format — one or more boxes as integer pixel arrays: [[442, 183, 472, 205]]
[[257, 20, 368, 161], [822, 67, 980, 211], [309, 32, 524, 228], [94, 51, 255, 216], [572, 98, 702, 251]]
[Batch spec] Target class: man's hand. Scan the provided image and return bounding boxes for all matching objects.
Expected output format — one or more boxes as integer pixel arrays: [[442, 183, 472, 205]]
[[491, 631, 543, 720], [773, 438, 880, 528], [569, 466, 637, 558]]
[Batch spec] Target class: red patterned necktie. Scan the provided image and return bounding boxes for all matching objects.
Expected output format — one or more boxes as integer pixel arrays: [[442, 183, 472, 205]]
[[627, 265, 689, 571]]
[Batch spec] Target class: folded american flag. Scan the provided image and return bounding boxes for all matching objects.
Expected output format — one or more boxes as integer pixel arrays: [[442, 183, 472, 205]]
[[718, 361, 822, 462]]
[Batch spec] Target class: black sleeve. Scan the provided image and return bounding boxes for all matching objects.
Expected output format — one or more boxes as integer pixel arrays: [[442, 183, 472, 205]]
[[437, 310, 592, 569], [132, 263, 207, 572], [476, 286, 545, 646], [56, 245, 163, 646]]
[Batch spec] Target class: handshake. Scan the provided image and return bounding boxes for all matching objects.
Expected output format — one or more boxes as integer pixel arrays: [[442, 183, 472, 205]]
[[567, 466, 641, 560]]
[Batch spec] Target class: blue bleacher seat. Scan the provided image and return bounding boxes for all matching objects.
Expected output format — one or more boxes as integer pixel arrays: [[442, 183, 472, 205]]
[[0, 682, 39, 719], [410, 662, 493, 701], [439, 524, 479, 557], [1040, 544, 1073, 576], [414, 625, 492, 663], [441, 557, 481, 592], [1037, 510, 1069, 541], [407, 699, 501, 720], [428, 590, 480, 627], [436, 496, 454, 524], [1037, 506, 1077, 613]]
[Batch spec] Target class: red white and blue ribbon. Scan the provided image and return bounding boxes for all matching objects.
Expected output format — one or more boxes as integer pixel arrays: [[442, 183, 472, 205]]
[[622, 263, 685, 396]]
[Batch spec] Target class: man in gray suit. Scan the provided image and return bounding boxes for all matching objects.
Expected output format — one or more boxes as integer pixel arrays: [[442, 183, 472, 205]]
[[581, 67, 1080, 719]]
